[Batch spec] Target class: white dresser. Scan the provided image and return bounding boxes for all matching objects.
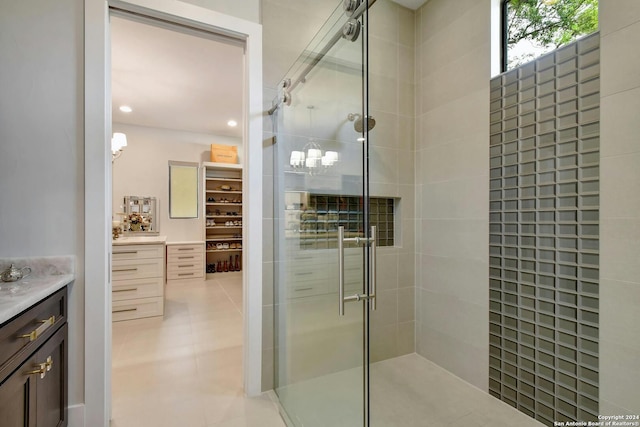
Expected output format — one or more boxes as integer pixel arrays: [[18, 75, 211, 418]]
[[284, 244, 364, 299], [166, 241, 205, 282], [112, 236, 166, 321]]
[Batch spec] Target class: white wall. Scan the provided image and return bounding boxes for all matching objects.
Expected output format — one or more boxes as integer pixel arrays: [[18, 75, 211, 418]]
[[0, 0, 85, 413], [414, 0, 491, 390], [599, 0, 640, 415], [112, 123, 241, 243]]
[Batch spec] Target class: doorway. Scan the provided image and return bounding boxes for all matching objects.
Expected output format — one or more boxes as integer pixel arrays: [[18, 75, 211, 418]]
[[84, 1, 264, 424], [108, 11, 254, 426]]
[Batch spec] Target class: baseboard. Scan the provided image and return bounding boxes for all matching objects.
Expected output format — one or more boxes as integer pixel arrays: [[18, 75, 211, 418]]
[[68, 403, 85, 427]]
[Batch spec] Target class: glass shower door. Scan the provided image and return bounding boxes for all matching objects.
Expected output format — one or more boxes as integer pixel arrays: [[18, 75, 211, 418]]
[[272, 2, 373, 426]]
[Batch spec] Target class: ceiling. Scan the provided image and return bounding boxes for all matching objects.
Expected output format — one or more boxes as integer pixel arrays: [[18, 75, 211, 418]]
[[390, 0, 429, 9], [111, 16, 244, 138]]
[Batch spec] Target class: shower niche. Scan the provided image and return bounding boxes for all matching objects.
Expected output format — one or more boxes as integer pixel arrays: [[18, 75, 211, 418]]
[[285, 191, 395, 250]]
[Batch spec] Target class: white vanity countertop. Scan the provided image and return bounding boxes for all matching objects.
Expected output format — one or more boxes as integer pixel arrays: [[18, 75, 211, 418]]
[[165, 241, 204, 246], [112, 235, 167, 246], [0, 255, 75, 325]]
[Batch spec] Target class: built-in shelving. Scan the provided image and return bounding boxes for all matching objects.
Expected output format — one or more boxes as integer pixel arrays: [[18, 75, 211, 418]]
[[203, 162, 243, 276]]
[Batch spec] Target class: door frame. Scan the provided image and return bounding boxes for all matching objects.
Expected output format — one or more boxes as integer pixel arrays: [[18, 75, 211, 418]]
[[84, 1, 263, 425]]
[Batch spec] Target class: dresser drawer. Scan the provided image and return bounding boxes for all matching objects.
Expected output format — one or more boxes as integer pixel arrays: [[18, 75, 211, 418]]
[[112, 297, 164, 321], [167, 243, 204, 257], [113, 244, 164, 260], [0, 287, 66, 380], [286, 265, 329, 282], [166, 267, 203, 281], [288, 281, 327, 298], [289, 251, 324, 264], [112, 277, 163, 301], [112, 257, 163, 281], [166, 252, 204, 265]]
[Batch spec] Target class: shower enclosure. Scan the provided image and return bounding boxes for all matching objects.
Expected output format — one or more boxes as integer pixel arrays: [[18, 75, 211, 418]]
[[270, 1, 375, 425]]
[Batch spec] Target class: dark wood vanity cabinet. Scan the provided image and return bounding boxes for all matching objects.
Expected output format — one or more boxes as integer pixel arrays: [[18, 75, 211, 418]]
[[0, 287, 68, 427]]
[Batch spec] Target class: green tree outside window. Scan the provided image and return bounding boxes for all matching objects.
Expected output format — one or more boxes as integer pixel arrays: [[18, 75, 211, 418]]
[[505, 0, 599, 70]]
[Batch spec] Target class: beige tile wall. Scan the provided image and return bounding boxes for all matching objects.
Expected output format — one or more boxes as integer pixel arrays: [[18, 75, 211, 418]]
[[414, 0, 491, 391], [599, 0, 640, 415], [368, 0, 417, 364]]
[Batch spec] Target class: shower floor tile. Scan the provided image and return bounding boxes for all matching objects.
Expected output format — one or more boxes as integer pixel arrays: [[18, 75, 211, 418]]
[[276, 353, 544, 427]]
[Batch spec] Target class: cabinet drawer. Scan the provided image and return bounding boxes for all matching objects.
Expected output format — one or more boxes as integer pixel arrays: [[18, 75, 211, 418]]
[[113, 244, 164, 260], [167, 252, 204, 265], [0, 324, 67, 427], [167, 268, 203, 281], [112, 297, 163, 321], [286, 266, 328, 282], [167, 261, 203, 274], [167, 244, 204, 257], [112, 257, 163, 281], [288, 281, 327, 298], [112, 277, 163, 301], [289, 251, 326, 264], [0, 287, 66, 381]]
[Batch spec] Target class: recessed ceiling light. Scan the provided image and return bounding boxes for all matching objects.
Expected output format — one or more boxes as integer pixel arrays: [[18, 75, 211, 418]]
[[227, 120, 238, 127], [119, 105, 133, 113]]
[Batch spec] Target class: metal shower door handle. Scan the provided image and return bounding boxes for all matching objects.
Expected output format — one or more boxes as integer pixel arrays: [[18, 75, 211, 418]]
[[369, 225, 377, 311], [338, 226, 377, 316]]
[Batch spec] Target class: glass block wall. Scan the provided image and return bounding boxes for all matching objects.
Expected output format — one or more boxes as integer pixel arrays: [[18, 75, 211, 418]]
[[488, 33, 600, 426]]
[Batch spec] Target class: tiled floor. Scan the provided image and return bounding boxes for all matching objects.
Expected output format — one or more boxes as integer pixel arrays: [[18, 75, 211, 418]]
[[277, 354, 544, 427], [110, 274, 286, 427], [112, 275, 543, 427]]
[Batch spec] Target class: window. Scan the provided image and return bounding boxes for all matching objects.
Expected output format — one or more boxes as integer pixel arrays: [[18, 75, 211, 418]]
[[502, 0, 598, 71]]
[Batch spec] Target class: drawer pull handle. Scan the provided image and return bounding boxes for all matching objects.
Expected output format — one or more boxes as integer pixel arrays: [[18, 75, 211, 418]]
[[113, 308, 138, 313], [295, 272, 313, 276], [19, 316, 55, 342], [178, 264, 195, 268], [115, 251, 138, 255], [177, 256, 195, 259], [113, 288, 137, 293], [178, 273, 194, 276], [114, 268, 138, 272], [296, 287, 313, 291], [45, 356, 53, 372], [25, 362, 48, 379], [178, 248, 194, 251]]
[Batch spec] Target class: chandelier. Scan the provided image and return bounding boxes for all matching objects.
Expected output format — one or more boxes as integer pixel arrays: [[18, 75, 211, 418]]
[[290, 139, 338, 172], [289, 106, 339, 174]]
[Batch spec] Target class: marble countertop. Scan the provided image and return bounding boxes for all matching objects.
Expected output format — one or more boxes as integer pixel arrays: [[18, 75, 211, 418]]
[[0, 256, 75, 325], [112, 235, 167, 246]]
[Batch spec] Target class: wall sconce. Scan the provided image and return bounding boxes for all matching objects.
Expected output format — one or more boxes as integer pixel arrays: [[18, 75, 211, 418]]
[[111, 132, 128, 162]]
